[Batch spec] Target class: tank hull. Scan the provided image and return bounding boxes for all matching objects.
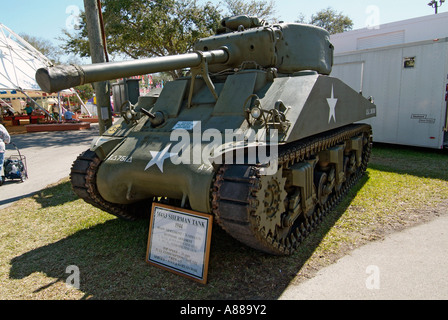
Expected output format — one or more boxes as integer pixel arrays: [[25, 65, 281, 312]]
[[91, 72, 375, 218]]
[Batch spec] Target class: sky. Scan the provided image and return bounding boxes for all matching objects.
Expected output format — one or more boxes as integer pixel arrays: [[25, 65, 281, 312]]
[[1, 0, 446, 60]]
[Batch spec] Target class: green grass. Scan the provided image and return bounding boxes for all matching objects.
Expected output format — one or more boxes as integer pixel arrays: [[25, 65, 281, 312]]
[[0, 144, 447, 300]]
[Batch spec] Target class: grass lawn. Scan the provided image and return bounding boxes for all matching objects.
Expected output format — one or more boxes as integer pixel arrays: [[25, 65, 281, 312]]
[[0, 144, 447, 300]]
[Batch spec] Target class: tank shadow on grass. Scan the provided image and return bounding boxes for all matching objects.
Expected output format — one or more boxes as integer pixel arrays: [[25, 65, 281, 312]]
[[8, 175, 368, 300], [0, 179, 78, 208], [30, 180, 79, 209]]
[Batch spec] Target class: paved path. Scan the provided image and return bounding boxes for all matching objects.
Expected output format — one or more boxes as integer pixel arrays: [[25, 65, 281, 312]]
[[279, 213, 448, 300], [0, 124, 99, 209]]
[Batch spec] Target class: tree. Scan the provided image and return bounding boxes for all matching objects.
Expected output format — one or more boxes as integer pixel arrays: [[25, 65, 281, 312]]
[[308, 7, 353, 34], [61, 0, 222, 78], [222, 0, 277, 21], [61, 0, 280, 78], [74, 84, 95, 103], [19, 34, 63, 64]]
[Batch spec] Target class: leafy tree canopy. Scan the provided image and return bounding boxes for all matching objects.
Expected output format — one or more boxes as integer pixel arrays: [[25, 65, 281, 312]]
[[20, 34, 63, 64], [308, 7, 353, 34], [60, 1, 352, 80], [62, 0, 220, 59], [62, 0, 226, 78], [223, 0, 277, 21], [61, 0, 278, 63]]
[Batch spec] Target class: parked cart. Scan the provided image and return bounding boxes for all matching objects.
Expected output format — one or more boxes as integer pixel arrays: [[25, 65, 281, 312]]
[[3, 143, 28, 183]]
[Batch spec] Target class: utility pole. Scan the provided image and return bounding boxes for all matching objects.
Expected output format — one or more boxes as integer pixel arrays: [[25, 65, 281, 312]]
[[83, 0, 112, 134], [428, 0, 445, 14]]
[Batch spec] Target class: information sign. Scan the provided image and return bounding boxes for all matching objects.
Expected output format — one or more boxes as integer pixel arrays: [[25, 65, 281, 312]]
[[146, 203, 213, 284]]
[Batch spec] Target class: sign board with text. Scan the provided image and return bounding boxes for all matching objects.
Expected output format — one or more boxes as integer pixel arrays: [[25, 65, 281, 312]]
[[146, 203, 213, 284]]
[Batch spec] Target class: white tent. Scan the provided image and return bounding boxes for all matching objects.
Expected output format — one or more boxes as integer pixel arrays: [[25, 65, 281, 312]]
[[0, 23, 91, 118], [0, 23, 53, 91], [0, 23, 55, 119]]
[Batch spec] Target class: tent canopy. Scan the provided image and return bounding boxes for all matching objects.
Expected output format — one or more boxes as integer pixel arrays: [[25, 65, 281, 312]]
[[0, 23, 53, 91], [0, 24, 92, 117]]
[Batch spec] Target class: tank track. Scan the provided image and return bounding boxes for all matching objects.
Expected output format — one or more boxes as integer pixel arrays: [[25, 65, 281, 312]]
[[212, 124, 373, 255], [70, 150, 152, 221]]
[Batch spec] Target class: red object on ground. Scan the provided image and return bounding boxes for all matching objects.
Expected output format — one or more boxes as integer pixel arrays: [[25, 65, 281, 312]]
[[25, 122, 91, 132]]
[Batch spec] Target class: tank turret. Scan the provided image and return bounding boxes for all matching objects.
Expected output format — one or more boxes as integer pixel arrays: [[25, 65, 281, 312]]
[[36, 15, 333, 93], [36, 16, 376, 255]]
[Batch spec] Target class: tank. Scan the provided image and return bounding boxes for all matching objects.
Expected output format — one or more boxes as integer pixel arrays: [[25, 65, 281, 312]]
[[36, 15, 376, 255]]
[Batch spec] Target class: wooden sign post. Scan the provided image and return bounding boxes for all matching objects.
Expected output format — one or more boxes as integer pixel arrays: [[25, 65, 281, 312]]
[[146, 203, 213, 284]]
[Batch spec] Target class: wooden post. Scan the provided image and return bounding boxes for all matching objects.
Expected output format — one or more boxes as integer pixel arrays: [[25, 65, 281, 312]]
[[83, 0, 112, 134]]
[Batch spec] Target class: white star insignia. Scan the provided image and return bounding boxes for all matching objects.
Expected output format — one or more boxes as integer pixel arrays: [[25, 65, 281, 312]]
[[327, 85, 338, 123], [144, 144, 176, 173]]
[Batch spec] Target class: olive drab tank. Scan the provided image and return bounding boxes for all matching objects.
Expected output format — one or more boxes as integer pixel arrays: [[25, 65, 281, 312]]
[[36, 15, 376, 255]]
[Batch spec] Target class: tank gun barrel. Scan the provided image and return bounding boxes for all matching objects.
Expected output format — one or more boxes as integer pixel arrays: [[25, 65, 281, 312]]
[[36, 49, 229, 93], [36, 19, 335, 93]]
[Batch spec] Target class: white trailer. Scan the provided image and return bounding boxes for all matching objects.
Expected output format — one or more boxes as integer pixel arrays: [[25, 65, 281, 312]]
[[330, 13, 448, 149]]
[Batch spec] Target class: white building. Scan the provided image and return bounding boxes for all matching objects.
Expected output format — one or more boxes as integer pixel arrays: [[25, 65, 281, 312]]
[[331, 12, 448, 149]]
